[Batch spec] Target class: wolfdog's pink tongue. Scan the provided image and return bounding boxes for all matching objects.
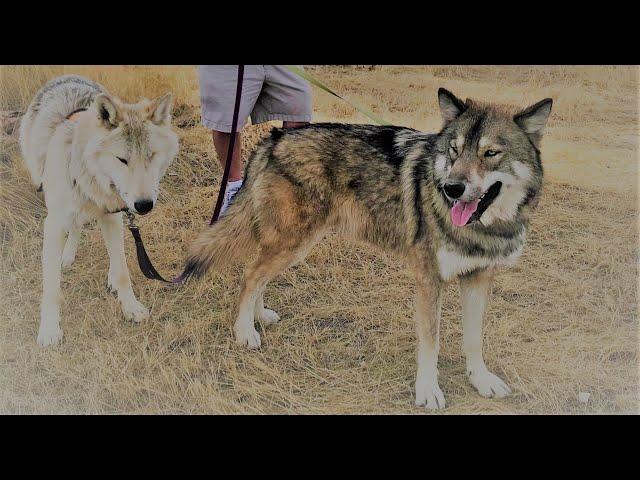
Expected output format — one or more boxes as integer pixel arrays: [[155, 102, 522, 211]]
[[451, 199, 480, 227]]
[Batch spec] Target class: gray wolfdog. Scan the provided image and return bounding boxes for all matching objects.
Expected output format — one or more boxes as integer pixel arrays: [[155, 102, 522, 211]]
[[186, 88, 552, 409], [20, 75, 178, 346]]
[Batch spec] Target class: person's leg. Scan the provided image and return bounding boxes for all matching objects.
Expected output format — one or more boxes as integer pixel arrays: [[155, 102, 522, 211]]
[[212, 130, 244, 214], [198, 65, 264, 214], [211, 130, 243, 182]]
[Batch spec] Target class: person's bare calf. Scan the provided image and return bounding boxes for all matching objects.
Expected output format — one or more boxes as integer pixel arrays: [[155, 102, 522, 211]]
[[212, 130, 243, 182]]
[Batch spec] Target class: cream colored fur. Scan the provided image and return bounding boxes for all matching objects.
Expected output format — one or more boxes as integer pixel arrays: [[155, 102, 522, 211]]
[[19, 75, 178, 346]]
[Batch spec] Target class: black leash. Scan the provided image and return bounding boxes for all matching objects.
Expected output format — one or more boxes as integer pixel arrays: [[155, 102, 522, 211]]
[[125, 64, 245, 284], [209, 65, 245, 226]]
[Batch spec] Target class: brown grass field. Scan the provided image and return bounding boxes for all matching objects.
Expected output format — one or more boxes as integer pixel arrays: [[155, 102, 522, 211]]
[[0, 65, 638, 414]]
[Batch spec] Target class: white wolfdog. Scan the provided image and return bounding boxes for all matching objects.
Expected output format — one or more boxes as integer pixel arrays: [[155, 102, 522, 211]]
[[20, 75, 178, 346]]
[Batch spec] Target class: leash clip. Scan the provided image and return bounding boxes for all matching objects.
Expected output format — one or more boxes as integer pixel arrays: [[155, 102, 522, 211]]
[[124, 210, 138, 229]]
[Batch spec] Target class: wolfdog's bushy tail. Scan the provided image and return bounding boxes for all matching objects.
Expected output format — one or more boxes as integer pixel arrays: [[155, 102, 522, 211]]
[[184, 189, 257, 278]]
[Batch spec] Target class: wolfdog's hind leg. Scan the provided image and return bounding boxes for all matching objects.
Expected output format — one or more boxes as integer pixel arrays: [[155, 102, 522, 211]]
[[238, 173, 327, 346], [99, 213, 149, 323], [61, 226, 80, 268], [253, 236, 318, 328], [235, 243, 313, 348]]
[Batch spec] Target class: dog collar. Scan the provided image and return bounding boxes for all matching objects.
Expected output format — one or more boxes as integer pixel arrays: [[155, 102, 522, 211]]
[[66, 108, 87, 121]]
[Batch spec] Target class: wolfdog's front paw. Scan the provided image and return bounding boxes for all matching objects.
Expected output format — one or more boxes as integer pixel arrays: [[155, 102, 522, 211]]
[[121, 300, 149, 323], [415, 376, 446, 410], [256, 308, 280, 326], [37, 323, 64, 346], [234, 322, 261, 349], [468, 368, 511, 398]]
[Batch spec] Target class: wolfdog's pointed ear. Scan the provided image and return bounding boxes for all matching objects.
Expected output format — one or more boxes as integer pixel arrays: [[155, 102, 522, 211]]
[[94, 94, 120, 129], [514, 98, 553, 145], [148, 93, 173, 126], [438, 88, 466, 124]]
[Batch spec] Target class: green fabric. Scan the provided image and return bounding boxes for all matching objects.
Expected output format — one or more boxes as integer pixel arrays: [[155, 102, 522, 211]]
[[284, 65, 391, 126]]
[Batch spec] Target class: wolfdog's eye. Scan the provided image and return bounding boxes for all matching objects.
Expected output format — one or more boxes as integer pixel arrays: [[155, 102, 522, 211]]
[[449, 145, 458, 156], [485, 150, 500, 157], [116, 156, 129, 165]]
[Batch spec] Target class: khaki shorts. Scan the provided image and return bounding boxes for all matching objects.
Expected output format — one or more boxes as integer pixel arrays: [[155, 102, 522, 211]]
[[198, 65, 313, 132]]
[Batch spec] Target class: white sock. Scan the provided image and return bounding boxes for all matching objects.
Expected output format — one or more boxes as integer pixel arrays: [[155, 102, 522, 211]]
[[226, 179, 244, 194], [220, 179, 244, 215]]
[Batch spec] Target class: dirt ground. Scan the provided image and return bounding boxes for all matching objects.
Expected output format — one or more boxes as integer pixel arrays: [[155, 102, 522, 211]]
[[0, 65, 637, 414]]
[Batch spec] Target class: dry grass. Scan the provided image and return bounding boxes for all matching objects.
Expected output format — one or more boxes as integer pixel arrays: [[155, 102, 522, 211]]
[[0, 65, 637, 414]]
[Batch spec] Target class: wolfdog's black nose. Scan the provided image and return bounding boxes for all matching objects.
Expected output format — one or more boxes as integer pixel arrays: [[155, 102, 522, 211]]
[[443, 182, 466, 200], [134, 199, 154, 215]]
